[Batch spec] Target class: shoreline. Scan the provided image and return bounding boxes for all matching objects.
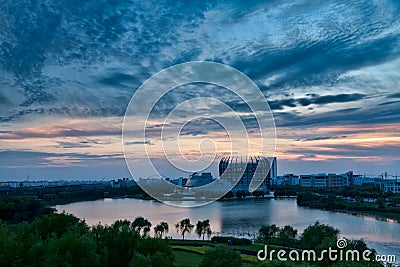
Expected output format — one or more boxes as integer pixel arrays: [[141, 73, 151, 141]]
[[296, 201, 400, 223], [51, 196, 400, 224], [50, 196, 400, 262]]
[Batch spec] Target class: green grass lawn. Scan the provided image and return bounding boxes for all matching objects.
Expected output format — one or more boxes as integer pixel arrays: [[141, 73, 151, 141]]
[[169, 239, 265, 252], [173, 250, 203, 267], [169, 239, 214, 246], [172, 242, 262, 266], [230, 243, 265, 252], [172, 245, 209, 254]]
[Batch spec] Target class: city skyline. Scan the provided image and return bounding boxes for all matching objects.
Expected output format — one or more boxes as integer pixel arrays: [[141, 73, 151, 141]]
[[0, 158, 396, 181], [1, 1, 400, 180]]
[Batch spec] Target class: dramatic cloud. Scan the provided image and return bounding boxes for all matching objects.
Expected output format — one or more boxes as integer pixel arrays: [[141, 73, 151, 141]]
[[0, 0, 399, 179], [269, 93, 366, 110]]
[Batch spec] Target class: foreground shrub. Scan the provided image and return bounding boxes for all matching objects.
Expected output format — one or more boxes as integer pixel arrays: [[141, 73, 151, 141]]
[[200, 245, 242, 267], [211, 236, 252, 245]]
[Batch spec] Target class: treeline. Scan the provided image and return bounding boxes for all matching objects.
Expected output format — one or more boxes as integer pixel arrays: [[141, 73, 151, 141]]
[[1, 185, 151, 206], [272, 184, 390, 198], [273, 185, 389, 199], [297, 191, 400, 221], [0, 197, 214, 266], [0, 194, 390, 266], [272, 186, 299, 197], [258, 222, 340, 249], [297, 190, 400, 221], [0, 197, 386, 267], [0, 213, 174, 267], [270, 185, 400, 221], [222, 190, 269, 199], [297, 193, 347, 210], [257, 222, 382, 266], [0, 196, 54, 223]]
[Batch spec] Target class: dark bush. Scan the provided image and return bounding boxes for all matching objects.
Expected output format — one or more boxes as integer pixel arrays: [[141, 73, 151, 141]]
[[211, 236, 252, 245]]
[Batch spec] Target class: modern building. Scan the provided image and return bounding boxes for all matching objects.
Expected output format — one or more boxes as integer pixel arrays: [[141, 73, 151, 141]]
[[0, 182, 11, 192], [353, 176, 382, 186], [314, 173, 329, 188], [272, 174, 299, 186], [185, 172, 214, 187], [219, 156, 277, 193], [111, 178, 137, 188], [328, 173, 347, 188], [167, 177, 188, 187], [300, 173, 348, 188], [381, 179, 400, 193]]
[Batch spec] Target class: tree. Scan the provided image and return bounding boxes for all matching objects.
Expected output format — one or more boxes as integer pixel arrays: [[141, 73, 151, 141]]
[[199, 245, 242, 267], [355, 196, 364, 204], [278, 225, 297, 247], [0, 211, 178, 267], [314, 237, 380, 266], [94, 220, 141, 267], [154, 222, 169, 238], [149, 251, 174, 267], [175, 218, 194, 240], [259, 224, 279, 244], [300, 221, 339, 249], [223, 191, 234, 198], [0, 197, 54, 223], [41, 231, 100, 267], [129, 253, 151, 267], [236, 190, 244, 199], [195, 219, 212, 241], [134, 238, 175, 267], [376, 197, 385, 209], [30, 212, 87, 239], [132, 217, 152, 237]]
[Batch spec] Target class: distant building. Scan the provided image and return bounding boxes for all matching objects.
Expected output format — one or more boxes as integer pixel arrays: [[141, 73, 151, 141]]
[[4, 179, 112, 189], [353, 176, 382, 186], [346, 171, 355, 185], [314, 173, 329, 188], [219, 156, 277, 193], [111, 178, 137, 188], [328, 173, 347, 188], [0, 182, 11, 192], [300, 173, 348, 188], [185, 172, 214, 187], [272, 174, 299, 186], [299, 175, 312, 187], [381, 179, 400, 193], [167, 177, 188, 187]]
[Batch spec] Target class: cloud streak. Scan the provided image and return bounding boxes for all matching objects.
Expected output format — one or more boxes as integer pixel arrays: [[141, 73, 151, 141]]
[[269, 93, 366, 110], [1, 0, 400, 178]]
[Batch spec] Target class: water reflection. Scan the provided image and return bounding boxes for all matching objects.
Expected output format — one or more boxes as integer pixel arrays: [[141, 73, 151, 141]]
[[56, 198, 400, 260]]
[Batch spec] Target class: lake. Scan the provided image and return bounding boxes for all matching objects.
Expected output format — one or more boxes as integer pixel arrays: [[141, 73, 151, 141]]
[[55, 198, 400, 260]]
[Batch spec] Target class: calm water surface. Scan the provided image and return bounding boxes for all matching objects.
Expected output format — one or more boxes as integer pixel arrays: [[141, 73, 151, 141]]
[[56, 198, 400, 260]]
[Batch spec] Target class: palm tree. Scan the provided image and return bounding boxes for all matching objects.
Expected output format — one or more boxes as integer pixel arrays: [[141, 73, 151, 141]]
[[132, 216, 152, 237], [175, 218, 194, 240], [195, 219, 212, 241], [154, 222, 169, 238]]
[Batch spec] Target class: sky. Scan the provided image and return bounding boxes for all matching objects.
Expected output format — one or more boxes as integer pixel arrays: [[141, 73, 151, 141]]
[[0, 0, 400, 180]]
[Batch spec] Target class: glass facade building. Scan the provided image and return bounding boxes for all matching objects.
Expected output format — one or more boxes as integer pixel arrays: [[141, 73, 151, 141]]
[[218, 156, 277, 193]]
